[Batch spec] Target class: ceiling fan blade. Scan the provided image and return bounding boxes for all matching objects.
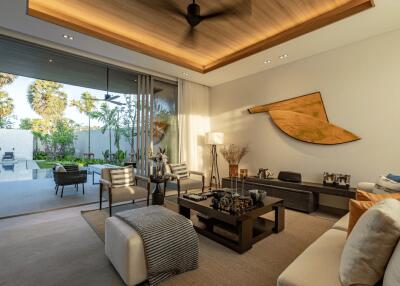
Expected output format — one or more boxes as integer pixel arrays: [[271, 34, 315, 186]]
[[107, 95, 120, 101], [136, 0, 186, 17], [202, 0, 252, 20], [109, 101, 125, 106], [93, 98, 105, 101], [182, 26, 198, 47]]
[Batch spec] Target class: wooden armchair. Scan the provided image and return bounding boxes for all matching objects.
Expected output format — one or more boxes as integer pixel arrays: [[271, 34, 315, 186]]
[[99, 166, 150, 216], [166, 163, 205, 197]]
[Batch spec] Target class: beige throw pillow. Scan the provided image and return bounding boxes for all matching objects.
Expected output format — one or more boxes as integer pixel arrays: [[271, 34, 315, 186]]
[[383, 242, 400, 286], [339, 199, 400, 286]]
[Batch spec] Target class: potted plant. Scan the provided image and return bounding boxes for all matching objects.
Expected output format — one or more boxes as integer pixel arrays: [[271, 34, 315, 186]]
[[220, 144, 249, 177]]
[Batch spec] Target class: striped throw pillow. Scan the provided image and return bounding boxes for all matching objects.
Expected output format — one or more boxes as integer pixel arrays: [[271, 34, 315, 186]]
[[170, 163, 189, 179], [110, 167, 134, 187]]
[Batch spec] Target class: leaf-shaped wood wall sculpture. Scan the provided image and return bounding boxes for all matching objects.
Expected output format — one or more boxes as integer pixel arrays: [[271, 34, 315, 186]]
[[248, 92, 360, 145]]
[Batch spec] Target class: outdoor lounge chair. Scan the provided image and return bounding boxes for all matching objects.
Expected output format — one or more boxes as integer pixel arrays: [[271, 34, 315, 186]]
[[53, 164, 88, 198], [2, 152, 14, 161]]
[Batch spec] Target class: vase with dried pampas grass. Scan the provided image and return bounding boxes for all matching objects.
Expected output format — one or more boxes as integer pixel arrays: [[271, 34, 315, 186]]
[[220, 144, 249, 177]]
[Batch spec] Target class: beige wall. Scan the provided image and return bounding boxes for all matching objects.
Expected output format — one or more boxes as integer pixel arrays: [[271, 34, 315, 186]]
[[210, 29, 400, 188]]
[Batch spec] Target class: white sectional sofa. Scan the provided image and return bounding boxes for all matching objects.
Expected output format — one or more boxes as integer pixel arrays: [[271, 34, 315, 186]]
[[277, 213, 350, 286]]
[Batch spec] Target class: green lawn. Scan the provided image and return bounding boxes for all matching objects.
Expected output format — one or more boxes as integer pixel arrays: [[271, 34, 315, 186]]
[[35, 160, 80, 169]]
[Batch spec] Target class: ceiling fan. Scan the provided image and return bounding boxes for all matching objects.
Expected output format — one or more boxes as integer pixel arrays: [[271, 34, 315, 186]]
[[138, 0, 252, 42], [94, 67, 124, 106]]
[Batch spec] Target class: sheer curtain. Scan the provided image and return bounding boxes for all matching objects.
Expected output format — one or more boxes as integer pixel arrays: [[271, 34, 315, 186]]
[[136, 74, 154, 175], [178, 79, 210, 177]]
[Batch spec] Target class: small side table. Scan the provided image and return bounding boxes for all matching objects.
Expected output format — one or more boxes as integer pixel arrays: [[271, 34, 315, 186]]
[[150, 176, 168, 205]]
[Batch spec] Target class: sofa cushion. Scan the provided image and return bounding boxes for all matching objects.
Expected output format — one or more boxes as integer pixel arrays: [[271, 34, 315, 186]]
[[332, 213, 349, 232], [376, 176, 400, 192], [386, 173, 400, 183], [277, 229, 346, 286], [356, 189, 400, 201], [54, 164, 66, 173], [357, 182, 375, 192], [348, 199, 376, 234], [112, 186, 148, 203], [383, 242, 400, 286], [340, 199, 400, 286]]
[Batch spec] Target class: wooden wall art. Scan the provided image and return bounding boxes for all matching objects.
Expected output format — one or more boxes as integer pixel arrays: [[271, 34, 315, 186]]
[[248, 92, 360, 145]]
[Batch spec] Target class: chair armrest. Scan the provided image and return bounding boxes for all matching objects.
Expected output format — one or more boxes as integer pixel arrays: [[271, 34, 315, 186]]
[[165, 172, 178, 180], [189, 170, 205, 177], [99, 178, 112, 186], [135, 175, 150, 182], [134, 175, 151, 191]]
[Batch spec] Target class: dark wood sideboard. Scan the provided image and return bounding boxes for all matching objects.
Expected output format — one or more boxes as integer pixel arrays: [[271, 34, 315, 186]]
[[222, 177, 356, 214]]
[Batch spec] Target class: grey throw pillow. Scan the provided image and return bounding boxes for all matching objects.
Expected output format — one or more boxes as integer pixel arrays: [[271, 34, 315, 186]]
[[340, 199, 400, 286]]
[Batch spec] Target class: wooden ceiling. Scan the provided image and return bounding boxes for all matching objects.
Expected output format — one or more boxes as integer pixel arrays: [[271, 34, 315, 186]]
[[27, 0, 374, 73]]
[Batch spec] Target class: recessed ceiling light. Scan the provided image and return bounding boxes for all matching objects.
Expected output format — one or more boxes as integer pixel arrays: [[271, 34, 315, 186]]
[[279, 54, 288, 59], [182, 72, 189, 77], [63, 34, 74, 40], [48, 59, 54, 63], [264, 59, 272, 64]]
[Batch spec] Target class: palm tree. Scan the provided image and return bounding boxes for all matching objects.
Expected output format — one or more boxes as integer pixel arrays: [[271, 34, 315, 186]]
[[91, 103, 118, 160], [0, 91, 14, 128], [70, 92, 96, 154], [27, 80, 68, 152], [27, 80, 67, 121], [0, 73, 17, 88]]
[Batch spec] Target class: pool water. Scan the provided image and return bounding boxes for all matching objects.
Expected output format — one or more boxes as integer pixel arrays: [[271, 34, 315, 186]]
[[0, 160, 53, 182]]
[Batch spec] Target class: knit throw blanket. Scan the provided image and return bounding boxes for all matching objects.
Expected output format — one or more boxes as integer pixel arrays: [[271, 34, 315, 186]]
[[115, 206, 199, 285]]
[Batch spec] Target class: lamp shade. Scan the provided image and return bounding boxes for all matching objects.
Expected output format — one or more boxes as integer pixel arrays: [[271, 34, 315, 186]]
[[205, 132, 224, 145]]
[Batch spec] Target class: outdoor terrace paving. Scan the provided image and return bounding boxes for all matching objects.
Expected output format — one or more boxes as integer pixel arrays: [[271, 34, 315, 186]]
[[0, 176, 101, 218]]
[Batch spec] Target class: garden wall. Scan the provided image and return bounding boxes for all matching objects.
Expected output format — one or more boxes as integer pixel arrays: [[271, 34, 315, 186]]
[[74, 130, 132, 159], [0, 129, 33, 160]]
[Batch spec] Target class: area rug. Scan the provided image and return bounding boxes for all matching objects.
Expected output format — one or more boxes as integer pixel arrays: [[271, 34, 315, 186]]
[[82, 198, 335, 286]]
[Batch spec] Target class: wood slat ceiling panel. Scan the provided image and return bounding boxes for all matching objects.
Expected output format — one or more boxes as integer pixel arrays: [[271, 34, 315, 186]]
[[28, 0, 374, 73]]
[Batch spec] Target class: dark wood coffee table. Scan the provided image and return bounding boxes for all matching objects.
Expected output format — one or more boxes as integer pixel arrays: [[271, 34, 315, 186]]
[[178, 196, 285, 253]]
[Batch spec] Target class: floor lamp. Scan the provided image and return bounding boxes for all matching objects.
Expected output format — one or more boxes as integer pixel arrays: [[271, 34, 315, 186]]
[[206, 132, 224, 190]]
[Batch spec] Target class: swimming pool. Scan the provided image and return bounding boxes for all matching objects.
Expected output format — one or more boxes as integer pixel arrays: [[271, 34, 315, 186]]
[[0, 160, 53, 182]]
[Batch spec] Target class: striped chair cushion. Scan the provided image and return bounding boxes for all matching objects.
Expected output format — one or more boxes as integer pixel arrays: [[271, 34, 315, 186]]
[[110, 167, 134, 187], [170, 163, 189, 179]]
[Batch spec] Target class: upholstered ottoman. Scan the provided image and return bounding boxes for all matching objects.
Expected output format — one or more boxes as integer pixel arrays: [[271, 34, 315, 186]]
[[105, 216, 147, 286]]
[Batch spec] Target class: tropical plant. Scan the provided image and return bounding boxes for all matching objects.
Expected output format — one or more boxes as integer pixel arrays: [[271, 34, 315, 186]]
[[91, 103, 118, 159], [102, 149, 110, 162], [0, 91, 14, 128], [27, 80, 67, 121], [114, 108, 122, 152], [30, 118, 51, 151], [70, 91, 97, 154], [115, 149, 126, 166], [33, 151, 48, 160], [48, 119, 77, 159], [0, 73, 17, 88], [120, 94, 137, 161], [19, 118, 33, 130]]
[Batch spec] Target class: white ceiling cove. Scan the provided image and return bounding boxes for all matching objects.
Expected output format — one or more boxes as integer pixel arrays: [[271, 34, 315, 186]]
[[0, 0, 400, 87]]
